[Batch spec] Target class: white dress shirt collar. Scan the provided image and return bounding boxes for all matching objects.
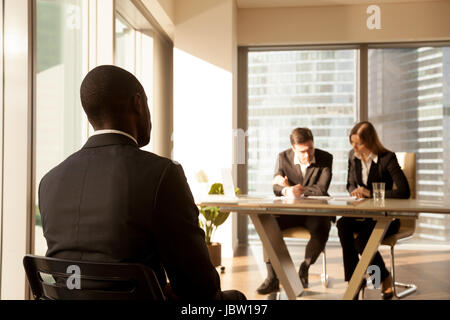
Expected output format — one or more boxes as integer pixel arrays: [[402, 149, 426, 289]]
[[354, 152, 378, 186], [354, 152, 378, 164], [91, 129, 138, 145], [294, 153, 316, 177]]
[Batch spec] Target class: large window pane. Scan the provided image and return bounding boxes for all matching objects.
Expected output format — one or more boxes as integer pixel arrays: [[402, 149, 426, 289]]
[[247, 49, 357, 240], [368, 47, 450, 244], [135, 31, 154, 153], [115, 15, 135, 74], [115, 14, 154, 152], [35, 0, 87, 255]]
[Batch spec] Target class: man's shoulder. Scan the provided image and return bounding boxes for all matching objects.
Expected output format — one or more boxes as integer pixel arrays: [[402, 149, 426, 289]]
[[136, 148, 174, 165], [279, 148, 293, 158], [136, 149, 179, 176], [40, 149, 85, 185], [314, 148, 333, 163], [40, 147, 175, 187], [348, 149, 355, 157]]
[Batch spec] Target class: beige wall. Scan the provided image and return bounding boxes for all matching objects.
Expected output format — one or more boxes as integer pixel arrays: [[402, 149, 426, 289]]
[[175, 0, 235, 71], [238, 0, 450, 45]]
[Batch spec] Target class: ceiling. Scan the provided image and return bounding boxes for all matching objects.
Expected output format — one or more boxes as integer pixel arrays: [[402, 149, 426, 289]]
[[236, 0, 441, 8]]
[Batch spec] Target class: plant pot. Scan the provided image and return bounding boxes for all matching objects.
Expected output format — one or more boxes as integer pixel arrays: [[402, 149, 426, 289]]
[[207, 242, 221, 267]]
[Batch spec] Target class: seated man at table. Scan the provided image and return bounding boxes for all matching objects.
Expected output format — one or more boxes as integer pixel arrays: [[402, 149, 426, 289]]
[[257, 127, 333, 294], [39, 65, 245, 300]]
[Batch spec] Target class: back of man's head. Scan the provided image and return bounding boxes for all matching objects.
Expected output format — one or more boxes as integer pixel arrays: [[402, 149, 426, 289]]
[[80, 65, 143, 128]]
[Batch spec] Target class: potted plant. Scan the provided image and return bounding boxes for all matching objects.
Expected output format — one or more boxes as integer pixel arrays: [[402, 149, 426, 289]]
[[199, 183, 241, 267]]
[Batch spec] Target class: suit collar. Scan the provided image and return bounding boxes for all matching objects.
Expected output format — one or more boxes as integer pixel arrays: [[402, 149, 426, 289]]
[[82, 133, 138, 149], [292, 149, 318, 185], [353, 154, 380, 189], [303, 165, 315, 185], [367, 162, 379, 188]]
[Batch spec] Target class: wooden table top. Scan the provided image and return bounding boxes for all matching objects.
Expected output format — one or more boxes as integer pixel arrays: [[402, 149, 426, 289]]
[[197, 195, 450, 215]]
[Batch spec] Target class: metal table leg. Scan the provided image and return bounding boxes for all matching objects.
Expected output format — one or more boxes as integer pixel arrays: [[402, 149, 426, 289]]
[[343, 218, 393, 300]]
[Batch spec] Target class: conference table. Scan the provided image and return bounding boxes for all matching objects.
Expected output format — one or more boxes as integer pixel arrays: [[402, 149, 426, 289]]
[[197, 195, 450, 300]]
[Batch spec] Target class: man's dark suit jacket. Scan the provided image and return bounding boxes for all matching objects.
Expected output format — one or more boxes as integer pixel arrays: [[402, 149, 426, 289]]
[[346, 149, 410, 199], [39, 133, 221, 300], [273, 148, 333, 197]]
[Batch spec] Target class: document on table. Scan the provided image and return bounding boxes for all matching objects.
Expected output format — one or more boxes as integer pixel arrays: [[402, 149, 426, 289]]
[[331, 196, 365, 202], [304, 196, 332, 200], [197, 194, 239, 203], [305, 195, 364, 202]]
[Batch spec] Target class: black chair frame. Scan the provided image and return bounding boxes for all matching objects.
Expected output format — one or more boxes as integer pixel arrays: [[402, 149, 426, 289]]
[[23, 254, 166, 300]]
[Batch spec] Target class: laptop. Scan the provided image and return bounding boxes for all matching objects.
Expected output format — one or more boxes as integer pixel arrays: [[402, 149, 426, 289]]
[[221, 168, 238, 199]]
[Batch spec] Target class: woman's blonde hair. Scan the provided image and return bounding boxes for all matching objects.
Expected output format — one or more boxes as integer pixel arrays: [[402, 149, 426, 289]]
[[349, 121, 390, 154]]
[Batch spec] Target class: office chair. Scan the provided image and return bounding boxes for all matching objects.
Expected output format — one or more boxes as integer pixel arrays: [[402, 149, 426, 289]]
[[23, 254, 166, 300], [359, 152, 417, 299], [380, 152, 417, 298], [282, 228, 329, 287]]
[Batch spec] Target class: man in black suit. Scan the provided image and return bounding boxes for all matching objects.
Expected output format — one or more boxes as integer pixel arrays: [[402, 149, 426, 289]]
[[257, 127, 333, 294], [39, 65, 245, 300]]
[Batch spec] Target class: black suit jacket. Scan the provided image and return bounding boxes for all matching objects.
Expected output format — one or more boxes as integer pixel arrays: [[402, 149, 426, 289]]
[[346, 149, 410, 199], [39, 133, 221, 300], [273, 148, 333, 197]]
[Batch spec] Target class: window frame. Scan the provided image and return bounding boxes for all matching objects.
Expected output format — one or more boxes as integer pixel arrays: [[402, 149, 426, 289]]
[[237, 41, 450, 245]]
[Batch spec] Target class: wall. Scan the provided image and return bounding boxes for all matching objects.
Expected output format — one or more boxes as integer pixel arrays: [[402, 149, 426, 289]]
[[238, 1, 450, 45]]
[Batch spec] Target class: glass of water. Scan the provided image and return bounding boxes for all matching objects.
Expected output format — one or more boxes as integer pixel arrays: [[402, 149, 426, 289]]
[[372, 182, 385, 202]]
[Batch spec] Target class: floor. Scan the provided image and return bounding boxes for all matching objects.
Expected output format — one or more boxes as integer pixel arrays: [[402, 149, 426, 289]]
[[218, 242, 450, 300]]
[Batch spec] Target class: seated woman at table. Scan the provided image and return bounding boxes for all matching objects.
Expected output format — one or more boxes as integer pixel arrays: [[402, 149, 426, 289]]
[[337, 121, 410, 299]]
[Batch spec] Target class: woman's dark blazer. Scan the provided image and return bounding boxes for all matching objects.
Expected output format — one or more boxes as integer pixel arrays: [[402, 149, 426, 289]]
[[346, 149, 410, 199]]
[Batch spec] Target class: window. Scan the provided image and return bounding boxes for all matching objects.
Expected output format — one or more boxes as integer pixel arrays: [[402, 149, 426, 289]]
[[115, 14, 153, 152], [368, 46, 450, 243], [35, 0, 88, 255], [247, 49, 358, 240], [115, 15, 135, 74], [244, 44, 450, 245]]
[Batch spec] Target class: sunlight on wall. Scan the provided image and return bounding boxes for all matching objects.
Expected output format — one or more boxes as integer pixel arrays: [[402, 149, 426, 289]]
[[173, 47, 234, 257]]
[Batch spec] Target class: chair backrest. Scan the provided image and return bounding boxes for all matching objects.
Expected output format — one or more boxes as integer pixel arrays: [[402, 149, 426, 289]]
[[23, 254, 166, 300], [395, 152, 417, 199], [394, 152, 417, 231]]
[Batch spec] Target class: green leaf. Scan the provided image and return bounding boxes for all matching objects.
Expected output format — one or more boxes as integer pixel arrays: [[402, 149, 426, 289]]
[[208, 183, 224, 195], [213, 211, 230, 227], [200, 206, 219, 221], [208, 183, 241, 195], [199, 182, 239, 243]]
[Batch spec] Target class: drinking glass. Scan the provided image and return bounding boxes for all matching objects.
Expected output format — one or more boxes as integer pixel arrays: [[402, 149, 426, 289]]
[[372, 182, 385, 202]]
